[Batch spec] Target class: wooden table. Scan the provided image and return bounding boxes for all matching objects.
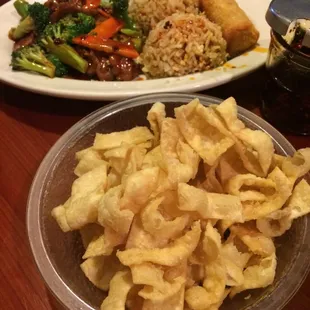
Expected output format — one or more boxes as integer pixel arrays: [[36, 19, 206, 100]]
[[0, 2, 309, 306]]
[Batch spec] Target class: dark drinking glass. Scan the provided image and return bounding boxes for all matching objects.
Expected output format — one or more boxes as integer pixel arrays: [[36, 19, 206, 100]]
[[261, 30, 310, 135]]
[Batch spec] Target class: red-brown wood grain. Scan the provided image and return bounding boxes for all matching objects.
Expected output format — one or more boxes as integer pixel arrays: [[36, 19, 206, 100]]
[[0, 0, 309, 307]]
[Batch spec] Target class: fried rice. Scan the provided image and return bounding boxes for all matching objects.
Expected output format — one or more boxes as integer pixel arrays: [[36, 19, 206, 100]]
[[139, 13, 228, 78], [129, 0, 199, 32]]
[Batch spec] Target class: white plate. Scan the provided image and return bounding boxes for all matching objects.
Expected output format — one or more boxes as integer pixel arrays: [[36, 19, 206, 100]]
[[0, 0, 271, 101]]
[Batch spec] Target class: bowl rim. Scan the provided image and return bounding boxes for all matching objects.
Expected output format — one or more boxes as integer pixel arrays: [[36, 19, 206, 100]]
[[26, 92, 310, 310]]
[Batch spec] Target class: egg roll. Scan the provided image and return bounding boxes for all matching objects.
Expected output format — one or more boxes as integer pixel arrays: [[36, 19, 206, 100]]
[[201, 0, 260, 57]]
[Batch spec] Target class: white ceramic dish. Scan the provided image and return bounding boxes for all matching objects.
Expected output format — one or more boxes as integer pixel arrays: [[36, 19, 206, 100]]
[[0, 0, 271, 100]]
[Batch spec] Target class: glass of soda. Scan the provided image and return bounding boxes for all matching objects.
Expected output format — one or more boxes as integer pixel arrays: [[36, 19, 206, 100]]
[[261, 29, 310, 135]]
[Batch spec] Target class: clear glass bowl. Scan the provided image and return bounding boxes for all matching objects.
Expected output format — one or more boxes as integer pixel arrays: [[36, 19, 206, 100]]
[[27, 93, 310, 310]]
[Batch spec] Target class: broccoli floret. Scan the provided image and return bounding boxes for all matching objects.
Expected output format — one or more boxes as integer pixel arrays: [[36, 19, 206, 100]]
[[11, 44, 55, 78], [41, 36, 88, 73], [14, 0, 29, 19], [113, 0, 136, 29], [43, 13, 95, 43], [9, 2, 50, 41], [28, 2, 51, 34], [63, 13, 96, 41], [100, 0, 113, 9], [40, 13, 93, 74], [46, 54, 69, 77], [9, 16, 34, 41]]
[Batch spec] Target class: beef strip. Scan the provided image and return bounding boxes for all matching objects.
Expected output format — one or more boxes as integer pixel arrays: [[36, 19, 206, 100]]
[[75, 46, 100, 76], [109, 55, 140, 81], [96, 58, 114, 81], [13, 32, 35, 51], [50, 0, 98, 23]]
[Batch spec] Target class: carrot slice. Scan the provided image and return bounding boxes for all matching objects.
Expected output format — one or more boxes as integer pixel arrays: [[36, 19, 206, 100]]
[[72, 36, 139, 59], [89, 17, 124, 39], [84, 0, 100, 9]]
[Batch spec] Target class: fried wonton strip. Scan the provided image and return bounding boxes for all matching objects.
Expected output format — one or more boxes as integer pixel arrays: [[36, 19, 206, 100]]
[[141, 196, 189, 239], [212, 97, 245, 133], [175, 99, 235, 166], [122, 146, 148, 182], [120, 167, 160, 214], [147, 102, 166, 146], [142, 146, 165, 170], [185, 263, 205, 288], [83, 234, 111, 259], [185, 258, 226, 310], [51, 200, 73, 232], [178, 183, 243, 222], [142, 262, 187, 302], [242, 167, 292, 220], [257, 179, 310, 237], [209, 97, 274, 177], [269, 154, 286, 172], [213, 96, 274, 177], [74, 148, 108, 177], [217, 146, 248, 186], [256, 213, 292, 238], [230, 253, 277, 298], [189, 220, 221, 266], [83, 227, 126, 259], [53, 166, 108, 232], [138, 141, 154, 149], [71, 164, 108, 198], [80, 254, 122, 291], [101, 270, 134, 310], [117, 221, 201, 266], [132, 262, 187, 301], [155, 190, 185, 219], [160, 118, 200, 186], [106, 167, 122, 190], [142, 284, 185, 310], [98, 185, 134, 236], [177, 139, 200, 179], [75, 147, 93, 160], [103, 144, 147, 181], [221, 243, 251, 286], [281, 148, 310, 183], [150, 169, 175, 197], [202, 161, 224, 193], [131, 263, 165, 290], [126, 216, 168, 250], [52, 193, 103, 232], [286, 179, 310, 219], [230, 223, 275, 257], [94, 127, 154, 150], [202, 222, 222, 262], [52, 164, 108, 232], [104, 147, 130, 176], [103, 143, 134, 162], [139, 277, 186, 301], [225, 173, 276, 202], [234, 128, 274, 177]]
